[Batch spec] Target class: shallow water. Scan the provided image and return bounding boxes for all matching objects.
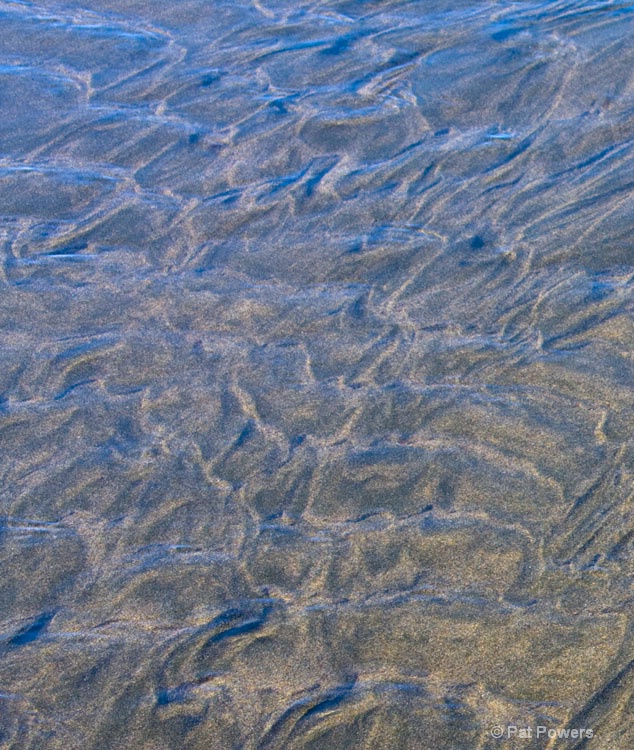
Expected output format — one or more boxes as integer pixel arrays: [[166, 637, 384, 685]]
[[2, 0, 634, 747]]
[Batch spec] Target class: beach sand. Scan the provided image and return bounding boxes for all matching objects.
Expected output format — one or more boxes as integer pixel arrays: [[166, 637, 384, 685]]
[[2, 0, 634, 747]]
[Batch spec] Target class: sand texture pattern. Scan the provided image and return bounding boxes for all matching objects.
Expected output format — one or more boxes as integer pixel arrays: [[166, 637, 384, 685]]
[[2, 0, 634, 748]]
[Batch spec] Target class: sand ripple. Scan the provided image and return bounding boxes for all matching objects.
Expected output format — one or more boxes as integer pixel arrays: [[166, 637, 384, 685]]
[[2, 0, 634, 747]]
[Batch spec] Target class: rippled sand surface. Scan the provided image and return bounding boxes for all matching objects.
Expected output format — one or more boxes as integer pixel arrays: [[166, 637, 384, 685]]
[[2, 0, 634, 747]]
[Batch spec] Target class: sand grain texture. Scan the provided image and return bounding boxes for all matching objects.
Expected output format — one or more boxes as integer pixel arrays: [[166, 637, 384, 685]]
[[1, 0, 634, 747]]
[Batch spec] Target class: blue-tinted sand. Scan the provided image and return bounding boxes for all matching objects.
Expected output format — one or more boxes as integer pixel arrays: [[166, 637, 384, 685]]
[[1, 0, 634, 747]]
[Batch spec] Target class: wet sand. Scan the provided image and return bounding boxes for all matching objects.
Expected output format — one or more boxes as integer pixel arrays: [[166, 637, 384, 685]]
[[2, 0, 634, 747]]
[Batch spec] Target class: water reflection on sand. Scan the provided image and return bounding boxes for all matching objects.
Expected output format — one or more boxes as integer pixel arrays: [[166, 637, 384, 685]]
[[2, 0, 634, 747]]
